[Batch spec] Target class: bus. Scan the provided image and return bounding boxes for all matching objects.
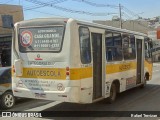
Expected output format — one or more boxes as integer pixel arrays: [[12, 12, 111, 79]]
[[12, 18, 153, 103]]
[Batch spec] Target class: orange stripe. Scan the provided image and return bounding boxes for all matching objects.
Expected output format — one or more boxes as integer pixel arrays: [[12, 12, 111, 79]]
[[19, 67, 66, 80], [12, 61, 149, 80], [106, 62, 136, 74], [0, 83, 11, 87]]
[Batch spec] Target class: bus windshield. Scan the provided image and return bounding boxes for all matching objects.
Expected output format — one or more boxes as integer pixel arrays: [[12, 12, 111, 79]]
[[18, 26, 65, 52]]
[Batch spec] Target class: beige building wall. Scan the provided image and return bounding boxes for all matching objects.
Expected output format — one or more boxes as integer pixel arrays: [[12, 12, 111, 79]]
[[0, 5, 23, 67], [93, 20, 154, 34], [0, 4, 24, 36]]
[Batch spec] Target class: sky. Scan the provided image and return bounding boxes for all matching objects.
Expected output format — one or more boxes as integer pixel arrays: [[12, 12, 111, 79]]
[[0, 0, 160, 21]]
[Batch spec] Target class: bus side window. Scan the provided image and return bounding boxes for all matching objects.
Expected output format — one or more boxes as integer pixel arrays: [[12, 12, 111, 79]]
[[145, 37, 152, 62], [79, 27, 91, 64], [122, 34, 136, 60], [105, 31, 122, 62], [105, 32, 113, 61], [107, 48, 113, 61]]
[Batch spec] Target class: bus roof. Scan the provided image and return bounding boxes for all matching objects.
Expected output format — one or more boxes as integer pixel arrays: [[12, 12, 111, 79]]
[[76, 19, 147, 37], [16, 17, 147, 37], [16, 17, 68, 27]]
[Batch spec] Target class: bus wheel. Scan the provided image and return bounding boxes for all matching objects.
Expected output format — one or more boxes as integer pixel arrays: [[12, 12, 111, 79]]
[[0, 91, 15, 109], [107, 83, 117, 103]]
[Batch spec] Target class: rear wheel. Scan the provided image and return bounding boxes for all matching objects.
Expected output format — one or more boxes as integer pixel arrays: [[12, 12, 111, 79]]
[[107, 83, 117, 103], [0, 91, 15, 109]]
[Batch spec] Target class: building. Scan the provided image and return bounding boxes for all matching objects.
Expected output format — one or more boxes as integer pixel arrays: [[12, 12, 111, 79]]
[[0, 4, 24, 67], [93, 19, 154, 34]]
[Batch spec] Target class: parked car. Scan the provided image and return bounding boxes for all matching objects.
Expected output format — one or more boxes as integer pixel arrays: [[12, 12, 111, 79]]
[[0, 67, 15, 109]]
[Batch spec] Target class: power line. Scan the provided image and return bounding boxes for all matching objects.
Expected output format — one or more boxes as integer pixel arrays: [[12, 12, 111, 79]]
[[115, 4, 154, 31], [25, 0, 118, 16], [122, 12, 134, 20], [0, 0, 67, 15], [23, 1, 104, 21], [26, 9, 93, 22], [122, 6, 141, 19], [24, 0, 67, 10], [72, 0, 119, 9], [0, 0, 118, 18]]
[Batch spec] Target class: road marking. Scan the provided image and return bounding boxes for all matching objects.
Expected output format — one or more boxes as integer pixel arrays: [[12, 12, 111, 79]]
[[24, 101, 62, 111]]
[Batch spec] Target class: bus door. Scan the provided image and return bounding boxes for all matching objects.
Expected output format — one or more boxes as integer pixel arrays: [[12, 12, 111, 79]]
[[91, 33, 103, 100], [136, 39, 143, 84]]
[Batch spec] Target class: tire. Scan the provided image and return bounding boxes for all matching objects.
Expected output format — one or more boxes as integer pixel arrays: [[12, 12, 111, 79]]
[[0, 91, 15, 109], [107, 83, 117, 103]]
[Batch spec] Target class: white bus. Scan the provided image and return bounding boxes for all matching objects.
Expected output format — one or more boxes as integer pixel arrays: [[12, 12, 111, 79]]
[[12, 18, 153, 103]]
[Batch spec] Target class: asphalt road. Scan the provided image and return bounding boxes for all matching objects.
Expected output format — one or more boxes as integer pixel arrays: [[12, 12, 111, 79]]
[[0, 65, 160, 120]]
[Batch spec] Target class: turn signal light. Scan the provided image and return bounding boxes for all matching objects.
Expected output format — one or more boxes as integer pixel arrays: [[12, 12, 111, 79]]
[[66, 67, 70, 76], [66, 71, 70, 76]]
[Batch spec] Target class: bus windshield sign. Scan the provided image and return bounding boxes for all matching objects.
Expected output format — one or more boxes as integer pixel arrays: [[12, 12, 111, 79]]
[[19, 26, 64, 52]]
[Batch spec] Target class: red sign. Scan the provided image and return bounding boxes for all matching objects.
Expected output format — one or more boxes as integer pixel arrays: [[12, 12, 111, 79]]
[[157, 27, 160, 39], [20, 30, 33, 47]]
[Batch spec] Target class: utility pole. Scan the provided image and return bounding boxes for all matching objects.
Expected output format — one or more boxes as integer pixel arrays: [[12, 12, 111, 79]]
[[119, 4, 122, 29]]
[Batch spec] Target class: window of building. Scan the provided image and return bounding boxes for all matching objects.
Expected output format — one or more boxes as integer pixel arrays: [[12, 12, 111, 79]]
[[0, 36, 12, 67], [79, 27, 91, 64], [0, 68, 11, 84], [0, 36, 12, 49], [122, 34, 136, 60], [105, 31, 122, 61]]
